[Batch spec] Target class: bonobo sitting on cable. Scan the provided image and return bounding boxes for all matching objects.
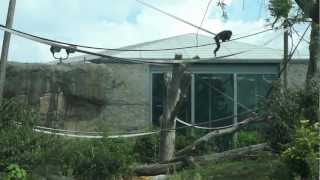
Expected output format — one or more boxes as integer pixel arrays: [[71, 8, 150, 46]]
[[213, 30, 232, 57]]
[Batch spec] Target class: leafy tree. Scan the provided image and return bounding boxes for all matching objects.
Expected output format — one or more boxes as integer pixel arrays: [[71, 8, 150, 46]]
[[281, 120, 319, 180], [268, 0, 319, 122]]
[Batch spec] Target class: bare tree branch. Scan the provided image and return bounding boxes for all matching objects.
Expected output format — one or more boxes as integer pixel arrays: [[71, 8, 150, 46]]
[[133, 143, 268, 176], [175, 115, 263, 156]]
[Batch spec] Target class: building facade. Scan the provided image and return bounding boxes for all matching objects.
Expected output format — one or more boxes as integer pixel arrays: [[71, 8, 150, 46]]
[[4, 33, 309, 132]]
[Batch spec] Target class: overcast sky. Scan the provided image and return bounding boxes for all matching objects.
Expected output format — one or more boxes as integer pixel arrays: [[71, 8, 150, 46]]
[[0, 0, 310, 63]]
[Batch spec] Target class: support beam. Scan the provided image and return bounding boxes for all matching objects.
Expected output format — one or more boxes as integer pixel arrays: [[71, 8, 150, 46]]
[[283, 20, 289, 90], [0, 0, 16, 103]]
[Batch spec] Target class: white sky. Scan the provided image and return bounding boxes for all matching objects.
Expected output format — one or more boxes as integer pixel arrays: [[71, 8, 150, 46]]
[[0, 0, 311, 63]]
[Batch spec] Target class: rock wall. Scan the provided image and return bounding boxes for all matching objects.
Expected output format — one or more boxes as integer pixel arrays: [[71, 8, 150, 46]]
[[4, 63, 151, 132]]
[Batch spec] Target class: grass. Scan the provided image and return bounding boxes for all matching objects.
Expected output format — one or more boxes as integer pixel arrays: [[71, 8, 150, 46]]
[[169, 152, 293, 180]]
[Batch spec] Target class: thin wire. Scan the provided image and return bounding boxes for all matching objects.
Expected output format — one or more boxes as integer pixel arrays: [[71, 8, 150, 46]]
[[181, 31, 282, 112], [136, 0, 216, 36], [280, 24, 310, 75], [0, 24, 250, 65], [266, 24, 311, 97], [0, 24, 272, 53], [292, 26, 310, 44], [196, 0, 213, 47], [196, 76, 252, 111]]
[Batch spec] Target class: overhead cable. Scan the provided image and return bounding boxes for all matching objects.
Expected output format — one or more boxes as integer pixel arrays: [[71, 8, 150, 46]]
[[136, 0, 216, 36], [0, 24, 249, 64], [196, 0, 214, 47], [265, 24, 311, 97], [0, 23, 272, 52]]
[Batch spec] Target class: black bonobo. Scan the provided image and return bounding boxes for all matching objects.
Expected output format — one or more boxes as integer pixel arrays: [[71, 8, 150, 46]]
[[213, 30, 232, 57]]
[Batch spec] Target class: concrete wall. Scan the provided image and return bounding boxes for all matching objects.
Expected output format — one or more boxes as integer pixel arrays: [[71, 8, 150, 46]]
[[4, 63, 151, 133], [3, 60, 308, 133], [286, 61, 308, 89]]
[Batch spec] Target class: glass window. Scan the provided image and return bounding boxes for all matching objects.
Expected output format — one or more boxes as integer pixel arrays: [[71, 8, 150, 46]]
[[237, 74, 278, 120], [194, 74, 234, 127], [152, 73, 191, 126]]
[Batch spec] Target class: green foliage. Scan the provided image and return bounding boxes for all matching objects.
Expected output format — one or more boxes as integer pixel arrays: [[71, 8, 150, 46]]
[[62, 138, 134, 180], [175, 130, 199, 151], [176, 129, 236, 155], [133, 134, 159, 163], [0, 99, 58, 172], [269, 0, 293, 18], [236, 130, 261, 148], [301, 80, 320, 123], [4, 164, 27, 180], [0, 99, 37, 129], [0, 100, 135, 179], [281, 120, 319, 179], [170, 152, 292, 180], [259, 84, 304, 152]]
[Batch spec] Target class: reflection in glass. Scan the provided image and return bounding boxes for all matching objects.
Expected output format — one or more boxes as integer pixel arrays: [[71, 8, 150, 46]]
[[195, 74, 234, 127]]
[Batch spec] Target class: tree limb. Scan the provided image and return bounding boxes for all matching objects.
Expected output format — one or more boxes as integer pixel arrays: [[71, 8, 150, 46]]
[[133, 143, 268, 176], [175, 115, 262, 156]]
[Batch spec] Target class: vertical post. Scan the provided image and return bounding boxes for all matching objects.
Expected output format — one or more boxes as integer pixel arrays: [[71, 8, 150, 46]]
[[0, 0, 16, 103], [233, 73, 238, 147], [283, 19, 289, 90], [191, 74, 195, 136]]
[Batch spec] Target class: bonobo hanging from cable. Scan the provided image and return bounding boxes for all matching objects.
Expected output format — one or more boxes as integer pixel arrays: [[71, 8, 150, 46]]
[[213, 30, 232, 57]]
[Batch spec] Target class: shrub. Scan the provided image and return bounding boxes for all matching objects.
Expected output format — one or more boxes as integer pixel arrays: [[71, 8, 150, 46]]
[[0, 100, 135, 179], [0, 99, 57, 172], [236, 130, 260, 148], [281, 120, 319, 179], [4, 164, 27, 180], [259, 84, 304, 152], [133, 134, 159, 163], [62, 138, 134, 179]]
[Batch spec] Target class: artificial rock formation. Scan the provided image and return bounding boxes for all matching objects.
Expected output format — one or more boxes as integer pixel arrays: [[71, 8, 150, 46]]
[[4, 62, 150, 132]]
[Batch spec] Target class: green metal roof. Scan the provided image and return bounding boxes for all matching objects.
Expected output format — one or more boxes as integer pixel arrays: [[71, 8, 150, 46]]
[[68, 33, 308, 63]]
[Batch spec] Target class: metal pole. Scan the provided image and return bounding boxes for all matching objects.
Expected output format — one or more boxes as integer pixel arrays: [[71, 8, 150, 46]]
[[233, 73, 238, 147], [283, 20, 289, 90], [0, 0, 16, 103], [191, 74, 195, 135]]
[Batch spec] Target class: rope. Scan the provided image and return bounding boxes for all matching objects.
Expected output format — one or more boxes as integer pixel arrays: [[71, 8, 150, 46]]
[[27, 109, 255, 137], [176, 118, 233, 130], [33, 128, 158, 139]]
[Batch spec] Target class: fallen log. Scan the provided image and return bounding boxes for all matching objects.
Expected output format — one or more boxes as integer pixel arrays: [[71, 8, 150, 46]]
[[133, 143, 268, 176]]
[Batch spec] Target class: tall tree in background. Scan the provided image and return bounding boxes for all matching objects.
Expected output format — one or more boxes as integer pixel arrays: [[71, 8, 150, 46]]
[[269, 0, 319, 122]]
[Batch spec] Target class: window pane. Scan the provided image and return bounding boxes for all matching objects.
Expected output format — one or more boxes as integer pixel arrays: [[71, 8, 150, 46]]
[[195, 74, 234, 127], [152, 73, 191, 126], [237, 74, 277, 120]]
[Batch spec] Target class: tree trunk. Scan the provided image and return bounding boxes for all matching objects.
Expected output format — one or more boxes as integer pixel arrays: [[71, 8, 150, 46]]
[[305, 22, 320, 122], [159, 55, 188, 162]]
